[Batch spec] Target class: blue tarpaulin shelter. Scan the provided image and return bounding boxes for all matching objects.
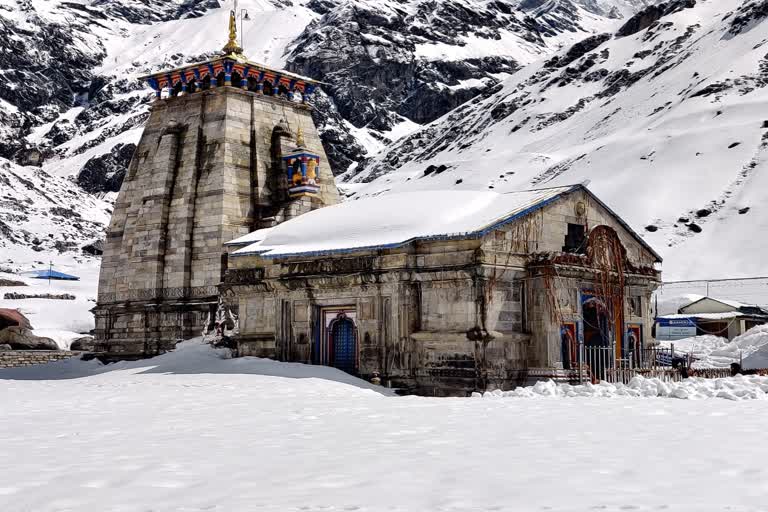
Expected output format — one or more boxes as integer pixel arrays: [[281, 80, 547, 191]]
[[29, 269, 80, 281]]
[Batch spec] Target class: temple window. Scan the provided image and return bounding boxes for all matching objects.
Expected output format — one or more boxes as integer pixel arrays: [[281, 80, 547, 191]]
[[231, 71, 243, 88], [171, 82, 183, 98], [563, 223, 587, 254], [215, 72, 226, 87], [278, 84, 289, 97], [201, 75, 212, 91], [263, 82, 274, 96]]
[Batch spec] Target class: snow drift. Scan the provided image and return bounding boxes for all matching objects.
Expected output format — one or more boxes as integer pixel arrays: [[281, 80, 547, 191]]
[[477, 374, 768, 400]]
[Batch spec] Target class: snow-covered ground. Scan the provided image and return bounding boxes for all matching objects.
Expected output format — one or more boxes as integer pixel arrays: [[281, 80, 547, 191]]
[[3, 340, 768, 511]]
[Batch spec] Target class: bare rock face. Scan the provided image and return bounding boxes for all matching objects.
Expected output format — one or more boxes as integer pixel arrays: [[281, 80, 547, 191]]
[[76, 143, 137, 194], [616, 0, 696, 37], [0, 327, 58, 351]]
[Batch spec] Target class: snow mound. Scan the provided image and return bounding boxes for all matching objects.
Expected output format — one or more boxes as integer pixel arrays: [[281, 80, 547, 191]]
[[658, 335, 737, 369], [653, 325, 768, 370], [0, 339, 395, 395], [738, 325, 768, 370], [475, 375, 768, 401]]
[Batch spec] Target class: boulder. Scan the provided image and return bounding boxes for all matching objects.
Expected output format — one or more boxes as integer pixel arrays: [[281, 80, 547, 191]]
[[0, 278, 27, 286], [0, 308, 32, 330], [0, 327, 59, 351], [0, 344, 12, 351], [69, 336, 95, 351]]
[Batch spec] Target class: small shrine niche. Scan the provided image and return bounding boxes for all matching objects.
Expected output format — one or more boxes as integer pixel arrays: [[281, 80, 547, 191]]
[[283, 127, 321, 199]]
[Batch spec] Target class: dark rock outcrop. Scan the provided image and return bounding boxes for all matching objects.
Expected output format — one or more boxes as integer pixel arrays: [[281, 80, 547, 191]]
[[76, 143, 136, 193], [82, 240, 105, 256], [545, 33, 612, 68], [616, 0, 696, 37], [3, 293, 76, 300]]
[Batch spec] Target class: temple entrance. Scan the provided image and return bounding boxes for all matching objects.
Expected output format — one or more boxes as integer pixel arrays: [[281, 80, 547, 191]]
[[581, 291, 617, 381], [582, 293, 611, 349], [330, 315, 357, 373], [316, 308, 358, 374]]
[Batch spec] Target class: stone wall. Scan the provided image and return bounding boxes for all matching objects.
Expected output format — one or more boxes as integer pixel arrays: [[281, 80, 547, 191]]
[[0, 351, 81, 369], [227, 239, 534, 395]]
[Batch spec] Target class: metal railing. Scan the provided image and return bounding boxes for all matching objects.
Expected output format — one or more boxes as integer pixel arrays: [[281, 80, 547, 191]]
[[579, 344, 697, 384]]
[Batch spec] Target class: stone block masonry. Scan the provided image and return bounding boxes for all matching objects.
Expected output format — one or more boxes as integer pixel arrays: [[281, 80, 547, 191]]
[[94, 85, 339, 358], [0, 351, 82, 369]]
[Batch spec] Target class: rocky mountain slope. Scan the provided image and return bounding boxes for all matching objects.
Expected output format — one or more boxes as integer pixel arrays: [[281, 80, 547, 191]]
[[343, 0, 768, 280], [0, 0, 647, 268]]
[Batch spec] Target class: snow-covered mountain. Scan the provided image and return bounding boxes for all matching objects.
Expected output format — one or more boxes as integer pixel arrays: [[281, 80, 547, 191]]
[[0, 0, 647, 268], [343, 0, 768, 280]]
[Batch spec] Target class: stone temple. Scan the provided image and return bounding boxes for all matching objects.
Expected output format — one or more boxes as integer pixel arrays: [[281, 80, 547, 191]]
[[95, 11, 663, 395], [93, 12, 339, 357]]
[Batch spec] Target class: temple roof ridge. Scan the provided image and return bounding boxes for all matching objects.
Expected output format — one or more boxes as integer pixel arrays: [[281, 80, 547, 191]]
[[138, 55, 322, 86]]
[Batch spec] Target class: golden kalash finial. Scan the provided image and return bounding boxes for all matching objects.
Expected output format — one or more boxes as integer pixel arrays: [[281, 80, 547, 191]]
[[296, 126, 306, 147], [221, 9, 244, 56]]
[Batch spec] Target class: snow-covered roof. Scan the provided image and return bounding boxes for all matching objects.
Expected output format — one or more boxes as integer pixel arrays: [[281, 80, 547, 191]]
[[224, 228, 274, 247], [679, 296, 766, 314], [659, 312, 745, 321], [709, 298, 753, 309], [230, 184, 661, 260]]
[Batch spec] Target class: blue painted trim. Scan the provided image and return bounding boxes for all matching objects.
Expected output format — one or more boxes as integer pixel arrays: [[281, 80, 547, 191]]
[[283, 151, 319, 161]]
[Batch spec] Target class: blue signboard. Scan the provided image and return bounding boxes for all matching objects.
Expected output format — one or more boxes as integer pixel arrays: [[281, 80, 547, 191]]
[[656, 317, 697, 341]]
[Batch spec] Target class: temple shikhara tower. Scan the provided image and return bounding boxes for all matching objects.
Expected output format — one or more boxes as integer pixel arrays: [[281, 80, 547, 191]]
[[93, 10, 339, 357]]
